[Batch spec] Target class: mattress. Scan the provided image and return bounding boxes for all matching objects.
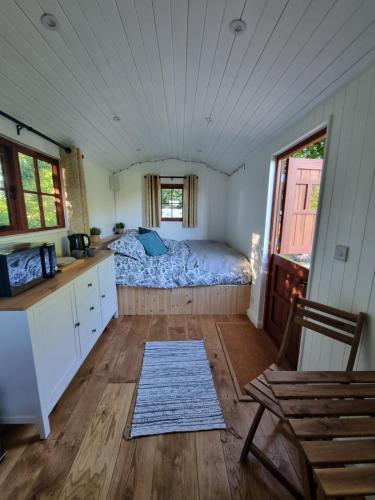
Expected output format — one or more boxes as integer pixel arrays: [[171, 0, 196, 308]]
[[108, 231, 251, 289]]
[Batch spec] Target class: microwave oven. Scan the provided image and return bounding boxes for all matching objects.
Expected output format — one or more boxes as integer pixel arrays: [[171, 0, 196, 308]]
[[0, 242, 57, 297]]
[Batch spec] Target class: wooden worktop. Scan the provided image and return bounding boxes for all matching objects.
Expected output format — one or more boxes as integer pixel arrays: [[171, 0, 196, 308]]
[[0, 250, 113, 311]]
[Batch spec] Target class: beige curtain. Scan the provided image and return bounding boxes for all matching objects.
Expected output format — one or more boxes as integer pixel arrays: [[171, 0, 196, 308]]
[[183, 175, 198, 228], [60, 146, 90, 234], [144, 174, 161, 227]]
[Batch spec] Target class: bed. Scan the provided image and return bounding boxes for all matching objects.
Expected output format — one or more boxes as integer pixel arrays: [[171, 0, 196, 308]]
[[108, 230, 251, 315]]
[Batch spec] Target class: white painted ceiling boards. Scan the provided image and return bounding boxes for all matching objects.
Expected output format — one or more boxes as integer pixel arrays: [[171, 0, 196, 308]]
[[1, 0, 375, 174]]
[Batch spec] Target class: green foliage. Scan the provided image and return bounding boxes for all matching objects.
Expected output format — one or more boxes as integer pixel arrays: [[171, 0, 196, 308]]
[[115, 222, 125, 229], [161, 186, 183, 219], [19, 153, 37, 191], [38, 160, 55, 194], [292, 139, 325, 159], [309, 185, 320, 210], [0, 190, 10, 226], [42, 195, 58, 226], [18, 153, 58, 228], [24, 193, 41, 228], [90, 226, 102, 235]]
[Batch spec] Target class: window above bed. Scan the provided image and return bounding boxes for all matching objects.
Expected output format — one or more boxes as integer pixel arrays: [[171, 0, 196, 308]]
[[161, 184, 183, 222]]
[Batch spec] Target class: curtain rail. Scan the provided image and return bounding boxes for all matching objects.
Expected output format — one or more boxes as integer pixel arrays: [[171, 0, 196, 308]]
[[0, 110, 71, 153], [143, 175, 198, 179]]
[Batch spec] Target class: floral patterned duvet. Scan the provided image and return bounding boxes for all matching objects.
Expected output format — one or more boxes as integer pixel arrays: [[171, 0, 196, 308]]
[[108, 231, 252, 289]]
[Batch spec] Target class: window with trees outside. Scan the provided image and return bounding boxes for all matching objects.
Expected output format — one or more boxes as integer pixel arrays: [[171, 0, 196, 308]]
[[0, 137, 64, 235], [161, 184, 183, 221]]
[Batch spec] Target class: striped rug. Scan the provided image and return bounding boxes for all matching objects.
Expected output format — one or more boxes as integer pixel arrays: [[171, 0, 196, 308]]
[[130, 340, 226, 437]]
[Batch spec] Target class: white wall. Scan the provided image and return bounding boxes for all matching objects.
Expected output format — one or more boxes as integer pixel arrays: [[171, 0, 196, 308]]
[[115, 159, 228, 241], [84, 160, 115, 238], [226, 62, 375, 371]]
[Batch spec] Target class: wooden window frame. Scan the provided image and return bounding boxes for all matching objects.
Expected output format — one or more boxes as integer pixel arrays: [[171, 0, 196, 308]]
[[161, 183, 184, 222], [0, 136, 65, 236]]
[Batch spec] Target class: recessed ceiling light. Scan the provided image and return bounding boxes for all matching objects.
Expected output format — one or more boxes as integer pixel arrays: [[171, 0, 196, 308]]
[[40, 13, 59, 31], [205, 117, 212, 124], [229, 19, 246, 35], [113, 116, 121, 122]]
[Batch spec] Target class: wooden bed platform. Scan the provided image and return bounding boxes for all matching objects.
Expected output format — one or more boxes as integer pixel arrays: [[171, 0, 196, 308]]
[[117, 284, 251, 315]]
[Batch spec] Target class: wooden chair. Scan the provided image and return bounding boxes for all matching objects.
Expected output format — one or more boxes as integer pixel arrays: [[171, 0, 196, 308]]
[[240, 294, 366, 499]]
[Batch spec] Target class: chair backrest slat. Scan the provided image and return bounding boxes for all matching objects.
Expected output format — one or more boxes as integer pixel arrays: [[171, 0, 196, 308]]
[[295, 308, 356, 334], [297, 296, 358, 323], [276, 294, 366, 371], [294, 316, 353, 345]]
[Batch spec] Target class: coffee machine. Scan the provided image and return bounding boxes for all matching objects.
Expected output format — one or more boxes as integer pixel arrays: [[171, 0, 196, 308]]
[[67, 233, 90, 254]]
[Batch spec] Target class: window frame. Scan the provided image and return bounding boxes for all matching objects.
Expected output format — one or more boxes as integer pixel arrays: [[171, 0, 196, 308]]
[[0, 136, 65, 236], [160, 183, 184, 222]]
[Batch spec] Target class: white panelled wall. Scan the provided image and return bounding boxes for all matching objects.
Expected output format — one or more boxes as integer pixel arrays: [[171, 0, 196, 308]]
[[114, 159, 228, 241], [84, 160, 116, 237], [226, 62, 375, 371]]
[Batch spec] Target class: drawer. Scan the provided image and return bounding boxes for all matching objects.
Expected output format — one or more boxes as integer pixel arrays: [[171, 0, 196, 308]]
[[77, 295, 102, 358], [74, 267, 99, 305]]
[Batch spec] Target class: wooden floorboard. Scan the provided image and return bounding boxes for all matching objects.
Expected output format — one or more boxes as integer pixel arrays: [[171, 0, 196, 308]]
[[0, 315, 303, 499]]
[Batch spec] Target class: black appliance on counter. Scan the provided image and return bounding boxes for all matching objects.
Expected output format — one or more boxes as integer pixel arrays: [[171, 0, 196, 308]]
[[67, 233, 90, 254], [0, 242, 57, 297]]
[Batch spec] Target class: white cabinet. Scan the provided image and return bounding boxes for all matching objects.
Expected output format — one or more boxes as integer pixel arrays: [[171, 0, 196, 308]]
[[0, 253, 118, 438], [32, 286, 80, 416], [98, 256, 117, 328]]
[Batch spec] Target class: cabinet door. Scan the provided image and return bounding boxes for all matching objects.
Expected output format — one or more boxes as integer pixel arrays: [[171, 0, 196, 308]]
[[98, 256, 117, 328], [32, 286, 80, 413]]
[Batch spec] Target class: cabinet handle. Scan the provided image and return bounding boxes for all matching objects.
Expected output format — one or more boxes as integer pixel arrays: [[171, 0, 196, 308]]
[[101, 294, 106, 298], [75, 322, 80, 328], [91, 329, 96, 334], [87, 283, 93, 288], [90, 306, 95, 311]]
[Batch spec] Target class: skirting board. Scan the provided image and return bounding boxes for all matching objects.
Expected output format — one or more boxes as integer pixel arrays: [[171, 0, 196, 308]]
[[117, 284, 251, 315]]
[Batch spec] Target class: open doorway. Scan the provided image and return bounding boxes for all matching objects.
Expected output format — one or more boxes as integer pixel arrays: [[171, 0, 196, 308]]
[[264, 129, 327, 368]]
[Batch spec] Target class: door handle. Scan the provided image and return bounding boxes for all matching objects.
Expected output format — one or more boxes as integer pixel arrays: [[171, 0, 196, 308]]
[[101, 294, 106, 299], [90, 306, 95, 311], [91, 329, 96, 334], [74, 322, 80, 328], [87, 283, 93, 288]]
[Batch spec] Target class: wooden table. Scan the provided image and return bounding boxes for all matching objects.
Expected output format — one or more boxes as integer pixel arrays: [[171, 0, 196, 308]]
[[265, 370, 375, 499]]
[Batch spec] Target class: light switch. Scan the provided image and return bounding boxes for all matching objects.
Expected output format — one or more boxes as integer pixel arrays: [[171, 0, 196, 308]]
[[334, 245, 349, 262]]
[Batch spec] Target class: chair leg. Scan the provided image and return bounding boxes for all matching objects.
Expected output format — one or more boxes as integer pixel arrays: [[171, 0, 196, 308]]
[[240, 404, 265, 462]]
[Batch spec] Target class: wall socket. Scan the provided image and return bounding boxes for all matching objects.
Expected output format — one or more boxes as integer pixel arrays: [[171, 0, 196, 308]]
[[334, 244, 349, 262]]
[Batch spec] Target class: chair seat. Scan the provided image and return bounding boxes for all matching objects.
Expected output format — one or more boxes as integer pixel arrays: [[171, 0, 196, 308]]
[[314, 465, 375, 498], [244, 365, 285, 420]]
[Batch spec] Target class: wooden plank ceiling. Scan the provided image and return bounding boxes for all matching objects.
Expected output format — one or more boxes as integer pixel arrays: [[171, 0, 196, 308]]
[[1, 0, 375, 174]]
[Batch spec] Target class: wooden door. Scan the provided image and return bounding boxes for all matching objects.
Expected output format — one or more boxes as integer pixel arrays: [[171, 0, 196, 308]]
[[265, 254, 309, 368], [280, 158, 323, 255]]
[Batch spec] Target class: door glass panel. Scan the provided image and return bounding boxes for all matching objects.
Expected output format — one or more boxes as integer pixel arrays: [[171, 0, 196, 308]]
[[0, 164, 5, 188], [309, 184, 320, 210], [19, 153, 37, 191], [0, 190, 10, 226], [42, 195, 57, 226], [24, 193, 41, 228], [38, 160, 55, 194], [0, 151, 10, 227]]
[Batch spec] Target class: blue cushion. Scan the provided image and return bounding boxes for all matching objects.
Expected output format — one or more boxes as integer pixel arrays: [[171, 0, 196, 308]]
[[138, 227, 151, 234], [136, 231, 167, 256]]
